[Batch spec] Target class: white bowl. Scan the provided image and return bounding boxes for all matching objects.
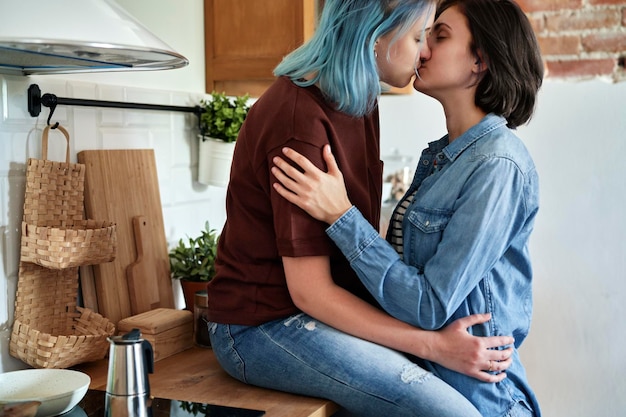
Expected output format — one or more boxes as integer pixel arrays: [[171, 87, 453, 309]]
[[0, 369, 90, 417]]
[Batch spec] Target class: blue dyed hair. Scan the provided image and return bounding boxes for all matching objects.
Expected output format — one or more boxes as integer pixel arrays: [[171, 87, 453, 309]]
[[274, 0, 434, 117]]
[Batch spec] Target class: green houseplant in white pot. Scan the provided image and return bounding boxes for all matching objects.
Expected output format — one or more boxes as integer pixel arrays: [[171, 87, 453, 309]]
[[198, 91, 251, 187], [169, 221, 219, 310]]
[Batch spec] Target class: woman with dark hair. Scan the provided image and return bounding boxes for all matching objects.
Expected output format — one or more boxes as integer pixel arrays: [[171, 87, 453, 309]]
[[272, 0, 544, 416], [206, 0, 515, 416]]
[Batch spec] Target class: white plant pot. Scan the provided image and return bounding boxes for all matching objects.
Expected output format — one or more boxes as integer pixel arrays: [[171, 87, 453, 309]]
[[198, 136, 236, 187]]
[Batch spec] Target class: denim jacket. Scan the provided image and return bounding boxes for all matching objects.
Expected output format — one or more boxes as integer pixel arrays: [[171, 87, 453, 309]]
[[327, 114, 541, 416]]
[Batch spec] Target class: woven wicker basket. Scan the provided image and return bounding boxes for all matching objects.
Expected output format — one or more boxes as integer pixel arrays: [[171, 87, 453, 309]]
[[10, 263, 115, 368], [10, 125, 116, 368], [10, 315, 113, 369], [21, 219, 116, 269], [19, 135, 117, 269]]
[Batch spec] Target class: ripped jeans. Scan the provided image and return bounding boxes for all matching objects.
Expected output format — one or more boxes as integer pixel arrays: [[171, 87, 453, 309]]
[[208, 313, 481, 417]]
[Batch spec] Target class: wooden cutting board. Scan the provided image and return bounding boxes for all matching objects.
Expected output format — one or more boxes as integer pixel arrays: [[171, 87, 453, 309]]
[[127, 215, 167, 315], [77, 149, 174, 325]]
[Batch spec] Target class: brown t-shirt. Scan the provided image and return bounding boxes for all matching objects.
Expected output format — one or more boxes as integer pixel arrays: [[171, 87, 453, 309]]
[[206, 76, 383, 326]]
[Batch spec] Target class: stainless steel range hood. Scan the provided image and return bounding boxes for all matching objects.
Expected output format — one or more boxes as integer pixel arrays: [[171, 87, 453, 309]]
[[0, 0, 188, 75]]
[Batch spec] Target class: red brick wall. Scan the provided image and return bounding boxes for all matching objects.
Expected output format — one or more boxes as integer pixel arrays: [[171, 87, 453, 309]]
[[517, 0, 626, 82]]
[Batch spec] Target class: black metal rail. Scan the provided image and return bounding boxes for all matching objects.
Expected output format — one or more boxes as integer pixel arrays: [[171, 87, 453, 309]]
[[27, 83, 203, 128]]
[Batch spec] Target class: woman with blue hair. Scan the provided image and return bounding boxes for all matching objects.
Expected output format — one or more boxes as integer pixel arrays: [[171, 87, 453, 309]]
[[207, 1, 513, 415]]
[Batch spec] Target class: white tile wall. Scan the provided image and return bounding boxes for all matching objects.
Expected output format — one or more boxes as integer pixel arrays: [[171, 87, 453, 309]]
[[0, 75, 227, 372]]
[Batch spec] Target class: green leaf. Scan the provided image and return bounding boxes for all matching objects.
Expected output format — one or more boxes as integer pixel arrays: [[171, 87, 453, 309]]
[[199, 91, 251, 143], [168, 221, 220, 282]]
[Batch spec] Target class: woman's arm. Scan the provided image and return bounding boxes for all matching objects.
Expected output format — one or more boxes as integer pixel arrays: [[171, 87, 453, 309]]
[[284, 255, 513, 383], [273, 145, 529, 330]]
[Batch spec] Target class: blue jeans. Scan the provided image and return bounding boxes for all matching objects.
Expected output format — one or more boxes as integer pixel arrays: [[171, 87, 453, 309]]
[[506, 402, 535, 417], [208, 313, 481, 417]]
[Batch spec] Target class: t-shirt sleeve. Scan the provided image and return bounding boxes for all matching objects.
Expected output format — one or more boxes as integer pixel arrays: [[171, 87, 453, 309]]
[[269, 138, 335, 257]]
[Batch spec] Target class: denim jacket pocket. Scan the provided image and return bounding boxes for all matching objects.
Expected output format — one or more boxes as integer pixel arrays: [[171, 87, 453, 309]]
[[407, 208, 451, 232], [406, 208, 452, 269]]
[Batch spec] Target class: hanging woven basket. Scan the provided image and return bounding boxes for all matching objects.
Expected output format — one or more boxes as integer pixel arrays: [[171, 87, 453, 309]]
[[10, 125, 116, 369]]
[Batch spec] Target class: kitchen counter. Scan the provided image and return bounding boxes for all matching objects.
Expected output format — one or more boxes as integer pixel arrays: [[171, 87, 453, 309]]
[[74, 346, 339, 417]]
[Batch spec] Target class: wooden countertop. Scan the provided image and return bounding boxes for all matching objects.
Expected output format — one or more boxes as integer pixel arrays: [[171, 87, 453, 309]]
[[75, 346, 339, 417]]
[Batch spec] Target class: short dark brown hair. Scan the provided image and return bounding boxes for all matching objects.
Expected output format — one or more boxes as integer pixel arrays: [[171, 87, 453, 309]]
[[437, 0, 544, 128]]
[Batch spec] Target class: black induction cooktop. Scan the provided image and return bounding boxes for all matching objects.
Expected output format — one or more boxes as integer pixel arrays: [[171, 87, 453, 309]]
[[67, 389, 265, 417]]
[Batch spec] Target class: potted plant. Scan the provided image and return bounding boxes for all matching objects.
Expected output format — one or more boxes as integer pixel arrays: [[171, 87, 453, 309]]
[[197, 91, 251, 187], [169, 221, 219, 310]]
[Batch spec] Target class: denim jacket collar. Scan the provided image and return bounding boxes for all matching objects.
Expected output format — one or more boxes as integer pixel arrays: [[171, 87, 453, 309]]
[[413, 114, 508, 190], [441, 113, 508, 162]]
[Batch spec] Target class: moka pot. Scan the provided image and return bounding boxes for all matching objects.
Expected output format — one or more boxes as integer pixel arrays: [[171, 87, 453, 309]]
[[105, 328, 154, 417]]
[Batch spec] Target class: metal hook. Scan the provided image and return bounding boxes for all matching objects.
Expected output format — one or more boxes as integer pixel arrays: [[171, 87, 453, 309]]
[[41, 93, 59, 129]]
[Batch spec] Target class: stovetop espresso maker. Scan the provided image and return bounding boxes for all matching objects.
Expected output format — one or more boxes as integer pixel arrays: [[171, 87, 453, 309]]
[[105, 328, 154, 417]]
